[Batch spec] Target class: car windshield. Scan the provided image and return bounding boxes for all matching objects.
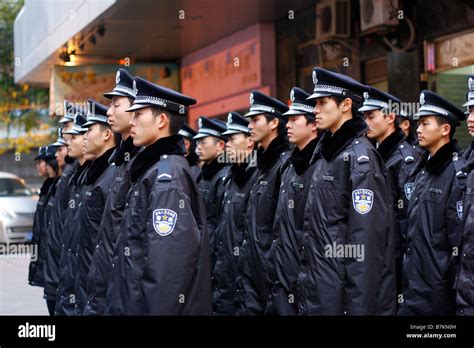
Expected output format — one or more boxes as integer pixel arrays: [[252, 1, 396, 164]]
[[0, 178, 33, 197]]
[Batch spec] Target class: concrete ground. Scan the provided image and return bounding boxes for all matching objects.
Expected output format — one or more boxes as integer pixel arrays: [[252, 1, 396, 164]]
[[0, 251, 48, 315]]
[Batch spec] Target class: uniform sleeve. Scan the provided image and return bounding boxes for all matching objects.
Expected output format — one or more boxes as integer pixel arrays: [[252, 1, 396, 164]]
[[141, 186, 202, 315], [445, 172, 467, 288], [346, 163, 393, 315]]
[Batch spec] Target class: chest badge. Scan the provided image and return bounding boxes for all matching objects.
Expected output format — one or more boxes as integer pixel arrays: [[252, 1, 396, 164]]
[[404, 182, 414, 200]]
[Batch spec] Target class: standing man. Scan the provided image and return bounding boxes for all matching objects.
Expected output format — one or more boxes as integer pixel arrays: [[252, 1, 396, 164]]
[[179, 124, 200, 179], [212, 111, 256, 315], [44, 111, 88, 315], [84, 68, 140, 316], [238, 90, 290, 315], [194, 116, 228, 280], [106, 77, 211, 315], [28, 146, 56, 289], [457, 75, 474, 315], [360, 86, 418, 307], [297, 68, 393, 315], [74, 99, 117, 315], [399, 90, 467, 315], [266, 87, 319, 316], [55, 115, 90, 316]]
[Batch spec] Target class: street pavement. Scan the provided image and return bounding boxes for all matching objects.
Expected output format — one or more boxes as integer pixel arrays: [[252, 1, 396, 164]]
[[0, 251, 48, 315]]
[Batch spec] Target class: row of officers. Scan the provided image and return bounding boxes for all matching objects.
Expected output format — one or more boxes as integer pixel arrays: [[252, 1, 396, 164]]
[[28, 66, 474, 316]]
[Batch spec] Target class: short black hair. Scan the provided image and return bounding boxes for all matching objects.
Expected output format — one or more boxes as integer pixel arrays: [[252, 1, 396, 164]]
[[151, 106, 185, 134], [263, 114, 287, 135], [434, 115, 455, 139], [330, 96, 361, 119]]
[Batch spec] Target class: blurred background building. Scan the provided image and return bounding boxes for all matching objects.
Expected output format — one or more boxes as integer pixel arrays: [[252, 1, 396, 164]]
[[6, 0, 474, 184]]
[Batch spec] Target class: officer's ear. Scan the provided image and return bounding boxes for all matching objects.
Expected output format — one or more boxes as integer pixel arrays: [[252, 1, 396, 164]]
[[440, 123, 451, 138], [339, 98, 353, 114], [387, 112, 396, 125], [155, 112, 168, 130]]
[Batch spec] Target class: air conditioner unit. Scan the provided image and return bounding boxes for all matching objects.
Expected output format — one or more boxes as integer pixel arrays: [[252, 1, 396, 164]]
[[360, 0, 399, 34], [316, 0, 351, 43]]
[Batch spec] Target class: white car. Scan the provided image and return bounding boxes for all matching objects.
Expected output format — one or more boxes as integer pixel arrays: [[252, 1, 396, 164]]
[[0, 172, 39, 244]]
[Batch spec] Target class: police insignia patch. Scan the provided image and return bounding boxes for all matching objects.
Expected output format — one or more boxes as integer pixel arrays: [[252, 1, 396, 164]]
[[152, 209, 177, 236], [363, 91, 369, 100], [116, 70, 120, 84], [404, 182, 414, 200], [133, 80, 138, 95], [228, 113, 233, 124], [469, 77, 474, 91], [312, 70, 318, 85], [457, 201, 463, 220], [198, 118, 203, 129], [250, 93, 254, 105], [352, 189, 374, 215], [290, 89, 295, 102]]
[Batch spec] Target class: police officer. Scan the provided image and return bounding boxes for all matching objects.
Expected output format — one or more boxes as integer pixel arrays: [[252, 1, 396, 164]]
[[297, 68, 393, 315], [238, 90, 290, 315], [212, 111, 256, 315], [360, 86, 418, 306], [398, 90, 467, 315], [456, 75, 474, 315], [43, 110, 89, 316], [74, 99, 118, 315], [179, 124, 200, 180], [194, 116, 228, 281], [84, 68, 140, 315], [106, 77, 211, 315], [462, 76, 474, 160], [28, 146, 56, 290], [266, 87, 319, 316], [54, 110, 89, 315], [55, 119, 90, 316]]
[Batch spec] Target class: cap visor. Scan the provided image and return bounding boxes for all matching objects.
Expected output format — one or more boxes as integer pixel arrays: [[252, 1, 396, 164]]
[[34, 155, 43, 161], [244, 110, 265, 118], [82, 121, 97, 128], [193, 133, 210, 140], [222, 129, 246, 136], [358, 105, 382, 112], [51, 141, 66, 147], [125, 103, 150, 112], [63, 129, 80, 135], [58, 117, 73, 124], [103, 91, 132, 99], [282, 109, 310, 116], [306, 92, 333, 100], [462, 100, 474, 107]]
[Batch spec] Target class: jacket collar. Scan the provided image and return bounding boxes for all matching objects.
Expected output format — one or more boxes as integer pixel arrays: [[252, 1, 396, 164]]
[[230, 155, 257, 187], [84, 147, 117, 185], [130, 134, 186, 183], [40, 178, 55, 196], [414, 140, 461, 176], [69, 160, 90, 186], [320, 116, 368, 162], [257, 134, 290, 173], [200, 156, 226, 181], [376, 127, 405, 161], [111, 136, 141, 166], [290, 136, 320, 175]]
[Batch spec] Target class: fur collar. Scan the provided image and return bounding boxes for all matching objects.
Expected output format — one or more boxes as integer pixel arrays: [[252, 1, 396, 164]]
[[69, 161, 90, 186], [257, 134, 290, 173], [84, 147, 117, 185], [230, 156, 257, 187], [111, 136, 140, 166], [130, 135, 186, 183], [200, 156, 226, 181], [40, 178, 55, 196], [414, 141, 461, 176], [377, 127, 405, 161], [290, 136, 320, 175], [320, 117, 368, 162]]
